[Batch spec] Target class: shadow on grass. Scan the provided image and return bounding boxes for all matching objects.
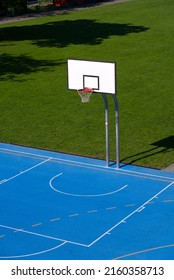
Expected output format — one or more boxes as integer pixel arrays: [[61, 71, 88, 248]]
[[121, 136, 174, 167], [0, 19, 149, 48], [0, 53, 64, 81]]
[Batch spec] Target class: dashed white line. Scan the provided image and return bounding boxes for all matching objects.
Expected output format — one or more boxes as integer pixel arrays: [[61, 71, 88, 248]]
[[13, 228, 24, 233], [32, 223, 42, 228], [50, 218, 61, 222], [106, 207, 117, 210], [68, 214, 79, 218], [87, 210, 98, 213], [88, 181, 174, 247], [163, 200, 174, 203]]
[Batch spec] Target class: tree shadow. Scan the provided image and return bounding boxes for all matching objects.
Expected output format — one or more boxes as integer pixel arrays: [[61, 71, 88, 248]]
[[0, 19, 149, 48], [121, 136, 174, 166], [0, 53, 64, 81]]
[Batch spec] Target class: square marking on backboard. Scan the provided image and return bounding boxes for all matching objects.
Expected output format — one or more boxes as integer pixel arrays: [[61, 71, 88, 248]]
[[83, 75, 99, 90]]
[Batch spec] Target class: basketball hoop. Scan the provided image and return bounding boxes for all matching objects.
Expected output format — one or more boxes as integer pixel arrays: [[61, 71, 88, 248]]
[[77, 88, 93, 103]]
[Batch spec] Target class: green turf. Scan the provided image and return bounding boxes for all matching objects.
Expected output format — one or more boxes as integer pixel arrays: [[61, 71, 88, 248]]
[[0, 0, 173, 169]]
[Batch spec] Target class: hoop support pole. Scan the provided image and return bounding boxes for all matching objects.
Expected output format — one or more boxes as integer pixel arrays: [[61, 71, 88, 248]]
[[102, 94, 110, 167], [112, 95, 120, 168]]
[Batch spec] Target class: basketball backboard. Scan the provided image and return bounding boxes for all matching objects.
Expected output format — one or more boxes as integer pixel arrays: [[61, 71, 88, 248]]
[[67, 59, 116, 95]]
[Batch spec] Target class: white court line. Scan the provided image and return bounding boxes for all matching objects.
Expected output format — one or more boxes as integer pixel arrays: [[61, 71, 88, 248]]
[[0, 147, 174, 181], [0, 242, 67, 259], [0, 157, 52, 185], [88, 181, 174, 247], [114, 243, 174, 260], [49, 173, 128, 197], [1, 146, 174, 250], [0, 224, 88, 248], [117, 167, 174, 182], [0, 147, 51, 160]]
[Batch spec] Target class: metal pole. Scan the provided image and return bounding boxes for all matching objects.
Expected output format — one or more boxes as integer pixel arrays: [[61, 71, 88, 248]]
[[112, 95, 120, 168], [102, 94, 110, 167]]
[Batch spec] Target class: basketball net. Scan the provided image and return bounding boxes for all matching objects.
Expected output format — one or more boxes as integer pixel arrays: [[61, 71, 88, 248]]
[[77, 88, 93, 103]]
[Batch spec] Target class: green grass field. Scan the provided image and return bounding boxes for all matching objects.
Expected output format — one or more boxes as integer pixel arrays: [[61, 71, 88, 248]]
[[0, 0, 173, 169]]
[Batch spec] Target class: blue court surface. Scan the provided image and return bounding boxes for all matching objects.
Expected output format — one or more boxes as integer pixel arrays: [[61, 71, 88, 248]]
[[0, 142, 174, 260]]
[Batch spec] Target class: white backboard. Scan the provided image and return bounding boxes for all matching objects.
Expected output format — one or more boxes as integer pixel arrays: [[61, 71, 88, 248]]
[[67, 59, 116, 95]]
